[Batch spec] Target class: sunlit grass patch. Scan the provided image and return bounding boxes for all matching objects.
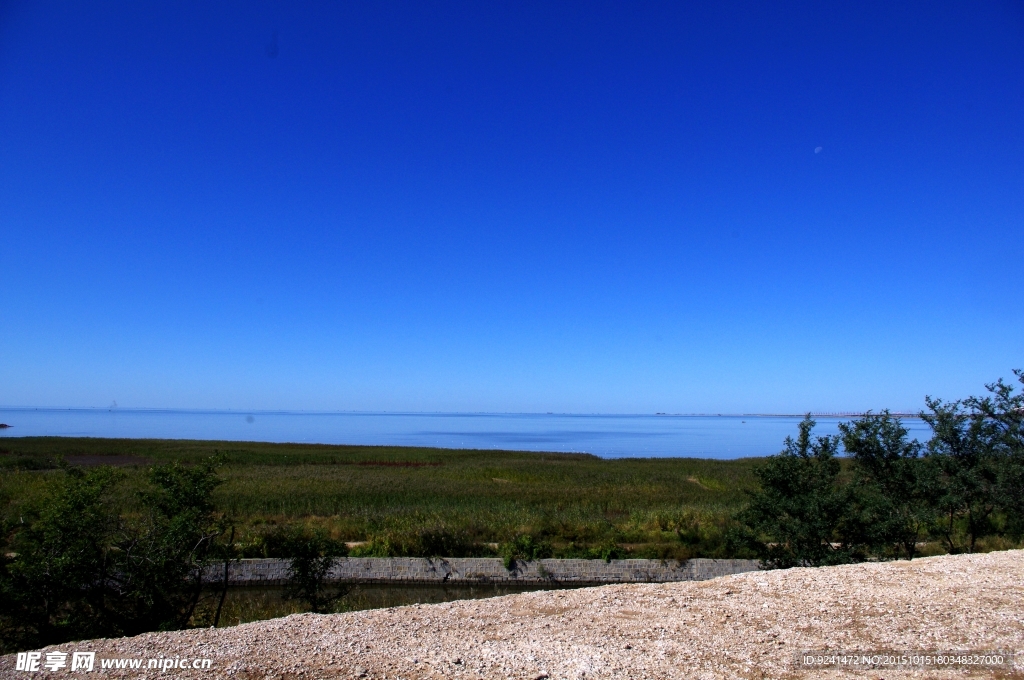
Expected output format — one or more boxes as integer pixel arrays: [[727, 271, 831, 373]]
[[1, 437, 761, 558]]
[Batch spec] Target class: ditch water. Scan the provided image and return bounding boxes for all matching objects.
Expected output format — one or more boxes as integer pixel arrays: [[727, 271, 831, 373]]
[[0, 408, 933, 458], [211, 583, 574, 628]]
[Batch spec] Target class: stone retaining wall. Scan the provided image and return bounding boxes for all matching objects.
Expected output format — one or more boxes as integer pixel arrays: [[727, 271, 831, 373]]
[[204, 557, 760, 586]]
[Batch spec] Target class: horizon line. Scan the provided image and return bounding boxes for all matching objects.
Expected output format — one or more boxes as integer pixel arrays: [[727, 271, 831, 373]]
[[0, 406, 926, 419]]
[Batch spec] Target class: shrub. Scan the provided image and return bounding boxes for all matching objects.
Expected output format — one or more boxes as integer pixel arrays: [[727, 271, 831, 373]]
[[735, 372, 1024, 568], [116, 459, 227, 634], [0, 458, 227, 653], [922, 371, 1024, 553], [0, 467, 120, 651], [279, 529, 349, 614], [499, 534, 552, 570], [416, 527, 477, 558], [839, 411, 931, 559], [736, 416, 863, 568], [348, 526, 485, 558]]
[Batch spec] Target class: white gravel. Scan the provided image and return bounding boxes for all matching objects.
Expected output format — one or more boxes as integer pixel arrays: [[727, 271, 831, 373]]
[[3, 550, 1022, 679]]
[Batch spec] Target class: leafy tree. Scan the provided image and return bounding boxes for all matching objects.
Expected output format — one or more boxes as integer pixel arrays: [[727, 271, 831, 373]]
[[921, 396, 1003, 553], [0, 458, 227, 652], [109, 459, 227, 634], [737, 416, 863, 568], [0, 467, 121, 651], [922, 370, 1024, 550], [962, 370, 1024, 537], [839, 411, 930, 559], [280, 529, 349, 614]]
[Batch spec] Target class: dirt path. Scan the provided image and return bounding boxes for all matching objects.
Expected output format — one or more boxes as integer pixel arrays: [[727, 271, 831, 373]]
[[3, 550, 1022, 679]]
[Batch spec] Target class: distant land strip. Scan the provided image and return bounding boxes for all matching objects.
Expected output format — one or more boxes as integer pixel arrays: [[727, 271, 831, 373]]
[[0, 408, 924, 418], [654, 412, 923, 418]]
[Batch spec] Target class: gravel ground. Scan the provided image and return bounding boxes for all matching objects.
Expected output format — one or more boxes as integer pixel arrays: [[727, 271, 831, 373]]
[[3, 550, 1022, 679]]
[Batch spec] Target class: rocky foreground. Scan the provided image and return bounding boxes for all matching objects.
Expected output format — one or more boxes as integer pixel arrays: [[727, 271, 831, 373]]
[[3, 550, 1022, 679]]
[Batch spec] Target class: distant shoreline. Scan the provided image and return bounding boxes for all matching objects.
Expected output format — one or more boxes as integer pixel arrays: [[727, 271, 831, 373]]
[[654, 412, 924, 418], [0, 411, 934, 459], [0, 407, 923, 418]]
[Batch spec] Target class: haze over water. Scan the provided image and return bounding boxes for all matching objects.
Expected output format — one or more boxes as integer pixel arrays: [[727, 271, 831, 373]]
[[0, 409, 933, 459]]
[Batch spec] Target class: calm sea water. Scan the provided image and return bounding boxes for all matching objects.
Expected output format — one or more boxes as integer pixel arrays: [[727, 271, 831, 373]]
[[0, 408, 932, 459]]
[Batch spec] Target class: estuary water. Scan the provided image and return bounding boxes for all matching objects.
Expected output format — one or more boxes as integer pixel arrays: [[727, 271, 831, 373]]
[[0, 408, 932, 459]]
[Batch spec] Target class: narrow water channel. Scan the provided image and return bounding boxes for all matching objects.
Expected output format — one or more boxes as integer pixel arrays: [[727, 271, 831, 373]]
[[210, 583, 579, 628]]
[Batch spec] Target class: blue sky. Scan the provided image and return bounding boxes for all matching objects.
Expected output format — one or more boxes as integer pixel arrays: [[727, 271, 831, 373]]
[[1, 1, 1022, 413]]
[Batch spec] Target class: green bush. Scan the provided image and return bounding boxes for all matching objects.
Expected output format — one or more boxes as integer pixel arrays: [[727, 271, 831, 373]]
[[0, 459, 227, 653], [736, 416, 865, 568], [921, 373, 1024, 553], [0, 467, 121, 650], [349, 526, 486, 558], [499, 534, 552, 570], [736, 371, 1024, 569], [839, 411, 932, 559], [278, 529, 349, 614], [416, 527, 478, 558]]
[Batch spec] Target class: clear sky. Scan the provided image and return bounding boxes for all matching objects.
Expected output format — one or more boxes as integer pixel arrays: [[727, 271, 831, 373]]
[[1, 1, 1022, 414]]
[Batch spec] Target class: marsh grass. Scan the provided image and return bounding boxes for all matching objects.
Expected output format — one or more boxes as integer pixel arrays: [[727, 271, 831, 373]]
[[0, 437, 761, 558]]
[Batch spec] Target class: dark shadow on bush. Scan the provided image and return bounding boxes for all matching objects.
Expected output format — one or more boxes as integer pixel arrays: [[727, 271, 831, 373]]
[[499, 535, 553, 570]]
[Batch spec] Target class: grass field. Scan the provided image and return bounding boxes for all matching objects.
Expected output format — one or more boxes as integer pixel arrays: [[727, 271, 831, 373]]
[[0, 437, 762, 559]]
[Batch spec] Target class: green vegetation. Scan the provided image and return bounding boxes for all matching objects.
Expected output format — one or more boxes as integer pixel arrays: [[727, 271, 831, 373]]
[[499, 534, 554, 569], [3, 369, 1022, 651], [737, 371, 1024, 567], [0, 459, 228, 652], [0, 440, 759, 651], [735, 417, 859, 568], [276, 528, 349, 614], [1, 441, 759, 562]]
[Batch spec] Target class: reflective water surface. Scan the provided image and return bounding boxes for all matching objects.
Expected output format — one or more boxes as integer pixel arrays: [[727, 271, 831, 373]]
[[0, 408, 933, 459], [209, 582, 572, 628]]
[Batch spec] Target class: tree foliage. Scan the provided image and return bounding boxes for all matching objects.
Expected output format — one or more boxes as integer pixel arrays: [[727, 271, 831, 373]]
[[839, 411, 930, 559], [736, 417, 861, 568], [0, 459, 227, 653], [922, 370, 1024, 552], [499, 534, 553, 570], [739, 371, 1024, 568], [278, 528, 349, 614], [0, 467, 121, 648]]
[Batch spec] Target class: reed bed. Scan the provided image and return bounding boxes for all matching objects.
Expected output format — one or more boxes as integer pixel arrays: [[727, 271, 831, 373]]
[[0, 437, 760, 558]]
